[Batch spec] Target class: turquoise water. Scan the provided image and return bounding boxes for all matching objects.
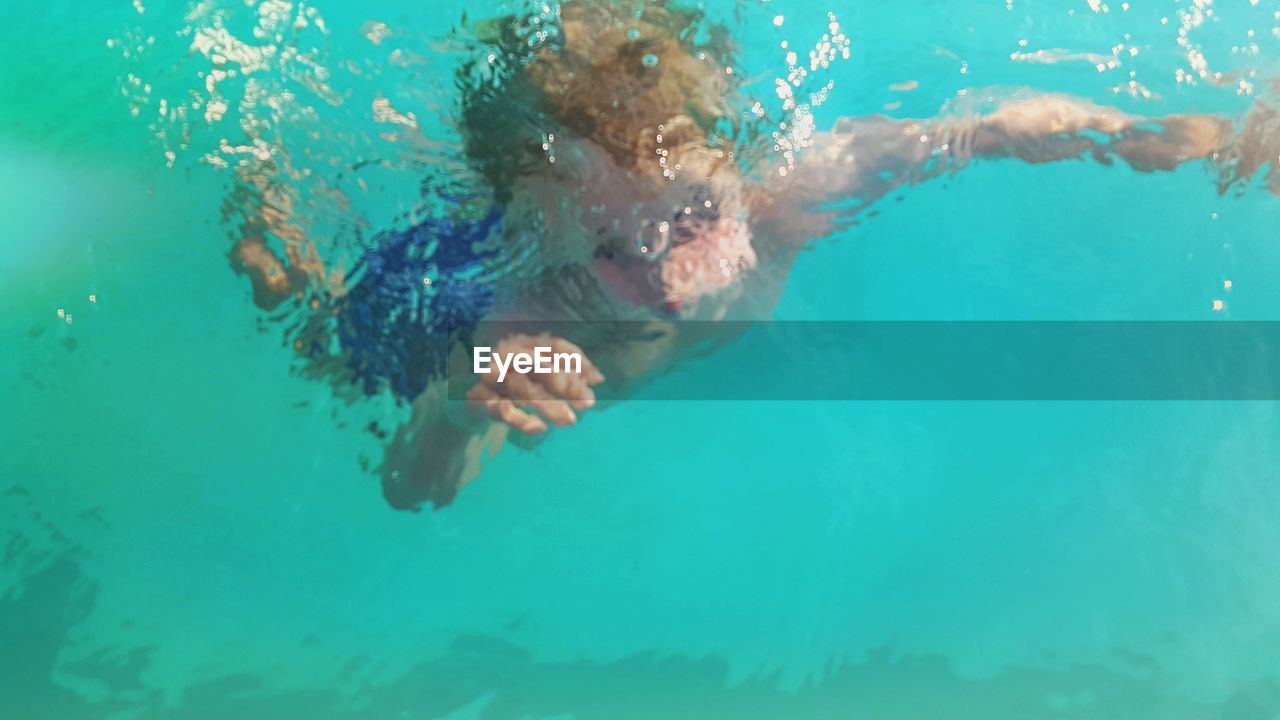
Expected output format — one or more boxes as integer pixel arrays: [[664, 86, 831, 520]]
[[4, 0, 1280, 717]]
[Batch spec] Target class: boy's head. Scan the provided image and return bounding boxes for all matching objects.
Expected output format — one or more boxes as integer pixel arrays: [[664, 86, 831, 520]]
[[462, 0, 737, 196], [460, 0, 756, 318]]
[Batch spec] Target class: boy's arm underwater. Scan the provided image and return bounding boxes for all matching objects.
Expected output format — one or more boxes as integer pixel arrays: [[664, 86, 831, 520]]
[[380, 333, 605, 510], [380, 381, 509, 510], [381, 320, 722, 509], [761, 91, 1280, 227], [227, 173, 333, 309]]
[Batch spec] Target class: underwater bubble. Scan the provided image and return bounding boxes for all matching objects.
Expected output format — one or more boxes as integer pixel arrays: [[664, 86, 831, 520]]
[[635, 219, 671, 256]]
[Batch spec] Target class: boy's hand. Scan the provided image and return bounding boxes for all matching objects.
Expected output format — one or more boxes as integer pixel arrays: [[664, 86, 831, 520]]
[[465, 333, 605, 434]]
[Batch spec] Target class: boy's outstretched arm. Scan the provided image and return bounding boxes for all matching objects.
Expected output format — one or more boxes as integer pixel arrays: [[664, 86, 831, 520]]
[[957, 94, 1230, 170], [762, 92, 1278, 229]]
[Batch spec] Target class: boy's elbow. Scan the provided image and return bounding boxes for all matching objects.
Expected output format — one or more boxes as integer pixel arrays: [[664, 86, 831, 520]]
[[382, 466, 460, 511]]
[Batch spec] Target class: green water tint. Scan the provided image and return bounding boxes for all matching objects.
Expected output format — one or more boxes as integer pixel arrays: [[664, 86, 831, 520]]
[[4, 0, 1280, 717]]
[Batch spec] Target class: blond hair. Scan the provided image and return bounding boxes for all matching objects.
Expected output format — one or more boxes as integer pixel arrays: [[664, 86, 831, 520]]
[[460, 0, 737, 198]]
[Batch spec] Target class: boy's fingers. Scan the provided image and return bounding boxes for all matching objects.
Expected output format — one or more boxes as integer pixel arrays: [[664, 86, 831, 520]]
[[468, 384, 548, 434], [565, 376, 597, 410], [493, 399, 548, 434], [537, 370, 596, 409], [547, 337, 605, 385], [504, 372, 551, 404], [531, 399, 578, 427], [497, 374, 577, 427]]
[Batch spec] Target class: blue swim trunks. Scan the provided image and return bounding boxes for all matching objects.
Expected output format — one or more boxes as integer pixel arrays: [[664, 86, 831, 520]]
[[336, 207, 503, 401]]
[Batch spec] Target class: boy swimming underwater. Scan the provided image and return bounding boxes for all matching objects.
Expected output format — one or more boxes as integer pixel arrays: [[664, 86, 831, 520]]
[[230, 0, 1280, 510]]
